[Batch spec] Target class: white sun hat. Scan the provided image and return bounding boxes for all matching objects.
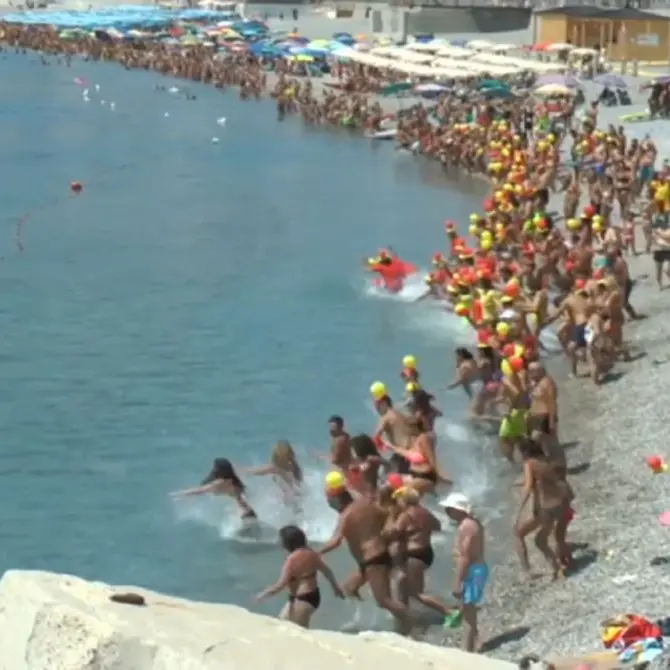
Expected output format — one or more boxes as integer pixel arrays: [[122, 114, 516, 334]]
[[437, 492, 472, 514]]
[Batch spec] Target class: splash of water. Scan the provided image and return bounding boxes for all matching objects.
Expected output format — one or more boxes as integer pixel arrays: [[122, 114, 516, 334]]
[[172, 450, 337, 546]]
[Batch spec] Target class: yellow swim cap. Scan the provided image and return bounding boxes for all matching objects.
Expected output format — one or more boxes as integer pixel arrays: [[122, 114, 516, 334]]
[[370, 381, 387, 400], [402, 355, 417, 369], [405, 381, 419, 393], [325, 471, 346, 491]]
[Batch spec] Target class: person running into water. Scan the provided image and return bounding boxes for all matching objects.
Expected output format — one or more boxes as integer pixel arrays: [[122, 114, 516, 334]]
[[405, 382, 442, 432], [393, 486, 450, 616], [349, 433, 383, 496], [243, 440, 303, 511], [385, 416, 451, 496], [256, 525, 345, 628], [171, 458, 257, 521], [320, 491, 414, 634], [371, 385, 413, 474], [439, 493, 488, 653]]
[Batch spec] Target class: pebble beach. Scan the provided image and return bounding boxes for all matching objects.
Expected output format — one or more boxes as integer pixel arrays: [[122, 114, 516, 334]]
[[2, 2, 670, 666]]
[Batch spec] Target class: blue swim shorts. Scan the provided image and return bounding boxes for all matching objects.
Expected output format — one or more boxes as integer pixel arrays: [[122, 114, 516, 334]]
[[463, 563, 489, 605]]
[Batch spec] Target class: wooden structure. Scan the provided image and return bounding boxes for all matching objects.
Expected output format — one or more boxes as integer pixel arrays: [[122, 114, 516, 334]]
[[536, 5, 670, 62]]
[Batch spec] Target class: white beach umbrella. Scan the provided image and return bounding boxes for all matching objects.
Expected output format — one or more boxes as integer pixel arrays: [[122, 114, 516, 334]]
[[467, 39, 493, 50]]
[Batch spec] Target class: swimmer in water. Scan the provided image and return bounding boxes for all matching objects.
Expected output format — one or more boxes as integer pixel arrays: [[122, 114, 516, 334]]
[[256, 525, 345, 628], [170, 458, 257, 521], [243, 440, 303, 511]]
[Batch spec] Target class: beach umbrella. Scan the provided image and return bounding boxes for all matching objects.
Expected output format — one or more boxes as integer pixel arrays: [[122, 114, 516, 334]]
[[333, 31, 354, 45], [535, 83, 574, 96], [593, 73, 628, 89], [483, 86, 512, 99], [546, 42, 573, 52], [302, 48, 329, 58], [535, 73, 581, 89], [380, 81, 413, 96], [414, 83, 450, 98], [307, 38, 330, 49], [478, 79, 508, 91], [286, 54, 314, 63]]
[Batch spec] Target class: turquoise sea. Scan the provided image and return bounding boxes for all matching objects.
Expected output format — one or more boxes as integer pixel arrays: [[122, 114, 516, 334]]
[[0, 50, 506, 628]]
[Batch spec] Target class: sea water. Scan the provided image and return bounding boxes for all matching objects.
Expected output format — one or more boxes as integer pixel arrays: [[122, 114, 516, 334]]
[[0, 51, 508, 628]]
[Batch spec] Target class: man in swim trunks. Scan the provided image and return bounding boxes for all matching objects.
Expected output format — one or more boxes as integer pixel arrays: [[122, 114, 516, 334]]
[[374, 393, 413, 475], [545, 280, 594, 378], [320, 495, 413, 634], [527, 362, 561, 465], [439, 493, 488, 653], [328, 415, 353, 476]]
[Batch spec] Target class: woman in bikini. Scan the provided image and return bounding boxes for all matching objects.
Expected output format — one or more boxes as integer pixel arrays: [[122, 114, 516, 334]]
[[514, 439, 573, 580], [386, 416, 451, 496], [243, 440, 303, 512], [256, 525, 344, 628], [393, 486, 449, 616], [170, 458, 257, 521]]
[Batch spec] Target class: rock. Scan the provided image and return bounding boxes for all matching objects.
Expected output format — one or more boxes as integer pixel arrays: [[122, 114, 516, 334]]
[[0, 570, 517, 670]]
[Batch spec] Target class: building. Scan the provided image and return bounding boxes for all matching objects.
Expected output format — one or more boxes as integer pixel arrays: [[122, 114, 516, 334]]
[[535, 5, 670, 61]]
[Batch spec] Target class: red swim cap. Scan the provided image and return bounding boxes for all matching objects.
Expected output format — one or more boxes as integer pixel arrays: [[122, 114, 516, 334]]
[[387, 473, 404, 490]]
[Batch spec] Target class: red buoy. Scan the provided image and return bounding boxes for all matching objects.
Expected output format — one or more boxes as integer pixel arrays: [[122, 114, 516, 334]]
[[70, 181, 83, 194]]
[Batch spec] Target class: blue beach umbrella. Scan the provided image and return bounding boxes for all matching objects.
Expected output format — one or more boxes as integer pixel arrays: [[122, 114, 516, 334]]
[[302, 48, 329, 58], [332, 31, 355, 45], [593, 73, 628, 89]]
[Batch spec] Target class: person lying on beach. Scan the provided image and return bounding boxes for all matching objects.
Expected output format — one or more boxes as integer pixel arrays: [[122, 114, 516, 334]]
[[255, 525, 344, 628], [170, 457, 257, 521]]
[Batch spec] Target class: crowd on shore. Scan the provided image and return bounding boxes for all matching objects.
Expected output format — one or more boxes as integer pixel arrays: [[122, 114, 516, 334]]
[[4, 19, 670, 663]]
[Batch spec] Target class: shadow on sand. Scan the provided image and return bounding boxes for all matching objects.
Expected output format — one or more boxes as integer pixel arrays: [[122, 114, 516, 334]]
[[479, 625, 531, 653]]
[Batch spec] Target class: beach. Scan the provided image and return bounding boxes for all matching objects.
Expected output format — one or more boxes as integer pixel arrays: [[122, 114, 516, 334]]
[[2, 4, 670, 665]]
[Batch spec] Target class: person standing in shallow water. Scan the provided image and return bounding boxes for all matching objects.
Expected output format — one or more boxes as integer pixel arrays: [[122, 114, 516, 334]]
[[256, 525, 344, 628]]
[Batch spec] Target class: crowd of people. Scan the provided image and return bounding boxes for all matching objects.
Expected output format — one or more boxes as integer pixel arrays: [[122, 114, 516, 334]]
[[5, 18, 670, 656]]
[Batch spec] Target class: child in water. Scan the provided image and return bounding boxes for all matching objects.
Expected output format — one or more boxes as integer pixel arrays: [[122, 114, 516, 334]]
[[171, 458, 257, 521]]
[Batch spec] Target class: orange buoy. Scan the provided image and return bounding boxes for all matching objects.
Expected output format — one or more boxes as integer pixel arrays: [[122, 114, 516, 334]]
[[70, 181, 83, 194]]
